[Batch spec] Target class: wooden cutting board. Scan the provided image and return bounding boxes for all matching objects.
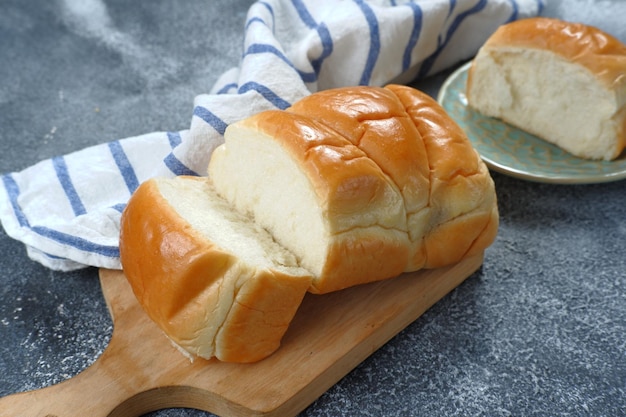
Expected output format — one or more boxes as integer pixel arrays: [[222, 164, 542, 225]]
[[0, 254, 483, 417]]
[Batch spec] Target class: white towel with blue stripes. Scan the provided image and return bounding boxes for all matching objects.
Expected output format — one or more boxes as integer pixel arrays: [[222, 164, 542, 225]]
[[0, 0, 544, 271]]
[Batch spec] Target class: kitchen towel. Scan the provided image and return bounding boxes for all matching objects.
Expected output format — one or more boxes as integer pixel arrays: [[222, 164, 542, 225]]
[[0, 0, 544, 271]]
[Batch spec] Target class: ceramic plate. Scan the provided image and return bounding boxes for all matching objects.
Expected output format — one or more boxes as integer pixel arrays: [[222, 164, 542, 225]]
[[437, 61, 626, 184]]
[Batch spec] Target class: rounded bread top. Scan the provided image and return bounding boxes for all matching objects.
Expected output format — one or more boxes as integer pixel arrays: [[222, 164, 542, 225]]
[[287, 86, 431, 216], [481, 17, 626, 90]]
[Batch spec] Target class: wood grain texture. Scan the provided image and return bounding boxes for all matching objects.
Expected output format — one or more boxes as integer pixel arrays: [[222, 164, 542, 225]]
[[0, 254, 483, 417]]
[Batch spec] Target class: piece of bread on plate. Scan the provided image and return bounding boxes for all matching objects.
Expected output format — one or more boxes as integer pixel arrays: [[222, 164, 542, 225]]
[[120, 85, 499, 362], [466, 17, 626, 161]]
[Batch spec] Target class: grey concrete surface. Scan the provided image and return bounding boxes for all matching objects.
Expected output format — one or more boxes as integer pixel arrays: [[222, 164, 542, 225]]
[[1, 1, 624, 416]]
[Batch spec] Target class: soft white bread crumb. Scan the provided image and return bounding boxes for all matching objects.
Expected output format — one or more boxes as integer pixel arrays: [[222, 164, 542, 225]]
[[157, 177, 304, 275]]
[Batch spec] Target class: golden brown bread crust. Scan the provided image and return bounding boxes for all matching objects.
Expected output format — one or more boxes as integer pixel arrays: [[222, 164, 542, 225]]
[[385, 84, 499, 268], [288, 84, 498, 270], [214, 267, 310, 362], [119, 176, 311, 363], [286, 86, 431, 217], [468, 17, 626, 90], [120, 177, 222, 328], [287, 86, 431, 271]]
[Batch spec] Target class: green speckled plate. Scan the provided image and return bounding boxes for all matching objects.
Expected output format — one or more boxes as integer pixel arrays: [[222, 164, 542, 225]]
[[437, 61, 626, 184]]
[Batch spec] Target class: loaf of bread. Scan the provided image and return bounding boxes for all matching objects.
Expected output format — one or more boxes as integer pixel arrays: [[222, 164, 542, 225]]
[[120, 85, 499, 362], [466, 17, 626, 161]]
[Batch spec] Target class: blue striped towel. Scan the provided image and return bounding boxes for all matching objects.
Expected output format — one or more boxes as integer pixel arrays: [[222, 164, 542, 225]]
[[0, 0, 543, 271]]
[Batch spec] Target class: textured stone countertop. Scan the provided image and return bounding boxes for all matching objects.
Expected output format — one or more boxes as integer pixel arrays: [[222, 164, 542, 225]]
[[1, 1, 624, 416]]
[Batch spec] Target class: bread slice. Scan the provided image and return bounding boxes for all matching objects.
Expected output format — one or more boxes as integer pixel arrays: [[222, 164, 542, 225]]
[[119, 176, 312, 363], [467, 17, 626, 161], [209, 110, 411, 294]]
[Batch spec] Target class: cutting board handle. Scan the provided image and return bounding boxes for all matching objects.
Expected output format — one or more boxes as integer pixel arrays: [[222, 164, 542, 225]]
[[0, 347, 169, 417]]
